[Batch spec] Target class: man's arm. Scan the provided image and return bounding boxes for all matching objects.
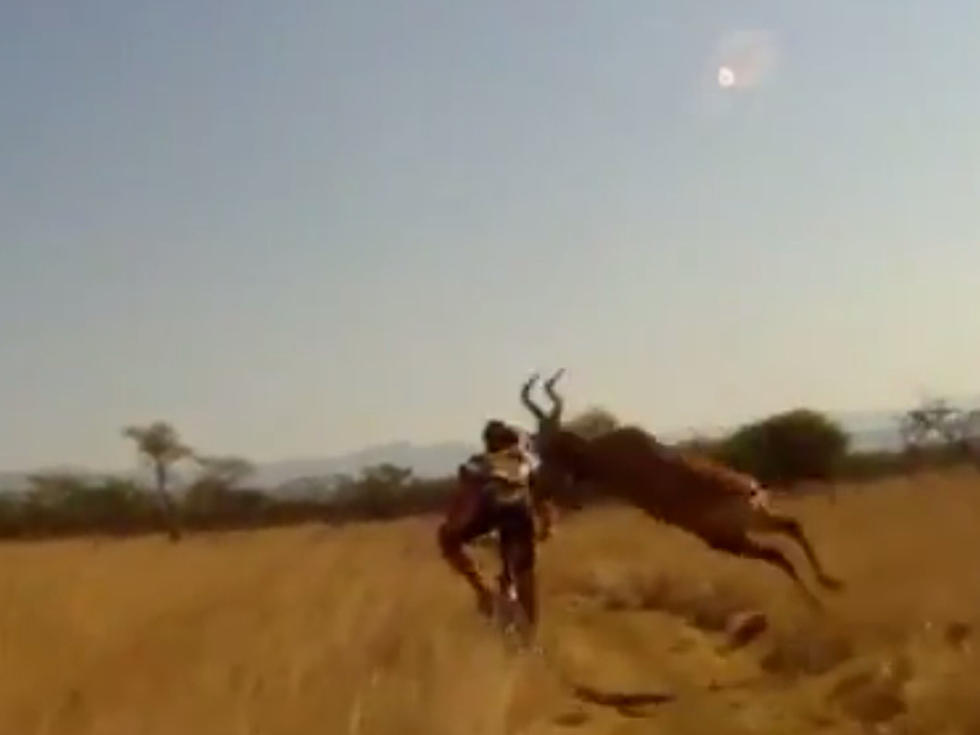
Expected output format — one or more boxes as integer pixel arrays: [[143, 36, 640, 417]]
[[458, 454, 488, 485]]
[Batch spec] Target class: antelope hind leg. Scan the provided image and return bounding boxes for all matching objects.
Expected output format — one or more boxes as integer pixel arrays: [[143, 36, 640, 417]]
[[708, 533, 823, 611], [756, 512, 845, 592]]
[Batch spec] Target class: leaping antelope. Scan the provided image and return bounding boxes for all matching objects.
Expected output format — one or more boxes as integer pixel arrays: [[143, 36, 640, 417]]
[[521, 371, 844, 607]]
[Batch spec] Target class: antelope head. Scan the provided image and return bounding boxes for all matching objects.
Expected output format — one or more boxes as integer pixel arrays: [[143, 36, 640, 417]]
[[521, 368, 590, 501], [520, 369, 566, 444]]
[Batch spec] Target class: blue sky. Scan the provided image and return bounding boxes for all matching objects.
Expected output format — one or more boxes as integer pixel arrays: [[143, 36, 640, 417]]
[[1, 1, 978, 470]]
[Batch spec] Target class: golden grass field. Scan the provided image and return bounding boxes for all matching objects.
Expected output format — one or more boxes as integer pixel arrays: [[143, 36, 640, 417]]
[[3, 468, 980, 735]]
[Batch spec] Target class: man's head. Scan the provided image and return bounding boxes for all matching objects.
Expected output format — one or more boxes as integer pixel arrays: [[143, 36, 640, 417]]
[[482, 420, 519, 452]]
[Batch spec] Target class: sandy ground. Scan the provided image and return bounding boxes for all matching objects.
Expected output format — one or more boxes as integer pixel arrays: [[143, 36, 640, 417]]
[[3, 468, 980, 734]]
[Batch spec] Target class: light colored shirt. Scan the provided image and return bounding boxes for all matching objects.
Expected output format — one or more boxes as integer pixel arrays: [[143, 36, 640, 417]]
[[462, 445, 536, 505]]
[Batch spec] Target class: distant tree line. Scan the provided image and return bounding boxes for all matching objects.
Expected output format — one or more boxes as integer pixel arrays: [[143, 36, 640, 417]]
[[0, 460, 457, 540], [0, 398, 976, 541]]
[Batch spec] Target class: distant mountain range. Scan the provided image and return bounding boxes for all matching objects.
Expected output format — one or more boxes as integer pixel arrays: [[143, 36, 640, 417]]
[[2, 402, 975, 492]]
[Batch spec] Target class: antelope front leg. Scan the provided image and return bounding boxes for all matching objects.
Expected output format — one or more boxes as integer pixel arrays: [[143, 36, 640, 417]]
[[707, 533, 824, 611], [760, 513, 845, 591]]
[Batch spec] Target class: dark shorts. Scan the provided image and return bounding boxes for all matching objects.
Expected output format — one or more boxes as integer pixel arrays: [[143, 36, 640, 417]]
[[458, 494, 536, 576]]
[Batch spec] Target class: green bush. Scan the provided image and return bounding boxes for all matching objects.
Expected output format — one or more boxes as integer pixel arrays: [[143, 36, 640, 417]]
[[716, 408, 849, 486]]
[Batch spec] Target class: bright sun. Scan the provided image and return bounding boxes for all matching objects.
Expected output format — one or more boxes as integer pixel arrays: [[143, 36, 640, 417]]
[[717, 66, 736, 88]]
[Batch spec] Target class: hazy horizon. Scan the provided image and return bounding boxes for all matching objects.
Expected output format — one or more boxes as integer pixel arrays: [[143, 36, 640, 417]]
[[2, 399, 958, 477], [3, 1, 978, 471]]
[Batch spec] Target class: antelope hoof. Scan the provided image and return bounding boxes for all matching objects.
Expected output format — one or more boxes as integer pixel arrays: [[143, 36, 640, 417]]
[[818, 575, 845, 592]]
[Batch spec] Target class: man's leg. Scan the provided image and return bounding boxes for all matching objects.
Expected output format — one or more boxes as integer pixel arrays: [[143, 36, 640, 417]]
[[498, 504, 538, 629], [438, 482, 495, 616]]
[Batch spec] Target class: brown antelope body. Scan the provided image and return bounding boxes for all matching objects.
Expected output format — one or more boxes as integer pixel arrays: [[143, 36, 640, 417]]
[[522, 371, 844, 606]]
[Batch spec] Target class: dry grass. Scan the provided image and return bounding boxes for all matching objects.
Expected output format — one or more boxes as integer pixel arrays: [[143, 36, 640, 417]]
[[2, 467, 980, 734]]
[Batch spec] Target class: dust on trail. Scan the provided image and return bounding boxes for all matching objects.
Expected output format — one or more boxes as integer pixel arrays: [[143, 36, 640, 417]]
[[2, 468, 980, 734]]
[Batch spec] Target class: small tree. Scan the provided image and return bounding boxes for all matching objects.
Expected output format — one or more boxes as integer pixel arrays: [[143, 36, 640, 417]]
[[350, 463, 414, 519], [899, 398, 980, 468], [185, 455, 256, 517], [718, 408, 849, 487], [123, 421, 192, 541]]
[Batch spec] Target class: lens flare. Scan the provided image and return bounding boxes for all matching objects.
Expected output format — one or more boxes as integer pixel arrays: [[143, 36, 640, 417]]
[[713, 29, 778, 90]]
